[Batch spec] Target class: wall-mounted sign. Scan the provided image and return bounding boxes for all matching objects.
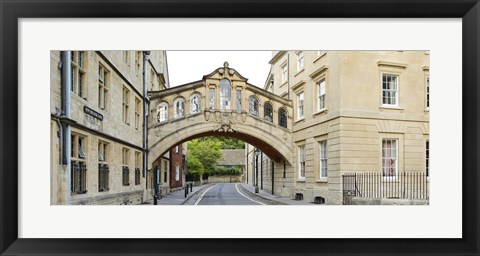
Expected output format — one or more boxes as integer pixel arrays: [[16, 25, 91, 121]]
[[84, 106, 103, 121]]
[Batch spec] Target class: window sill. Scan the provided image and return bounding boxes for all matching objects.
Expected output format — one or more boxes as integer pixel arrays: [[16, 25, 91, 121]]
[[379, 105, 404, 111], [424, 108, 430, 113], [294, 117, 305, 123], [313, 108, 328, 116], [71, 191, 88, 195], [294, 69, 305, 77], [313, 52, 327, 63], [297, 179, 306, 183], [316, 178, 328, 183], [72, 93, 88, 102], [279, 81, 288, 88]]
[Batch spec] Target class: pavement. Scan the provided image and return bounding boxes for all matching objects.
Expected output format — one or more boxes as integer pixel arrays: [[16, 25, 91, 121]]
[[238, 183, 317, 205], [143, 183, 213, 205], [144, 182, 320, 205]]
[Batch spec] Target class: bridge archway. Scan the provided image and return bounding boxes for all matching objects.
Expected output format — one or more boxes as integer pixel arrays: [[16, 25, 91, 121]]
[[147, 62, 293, 168]]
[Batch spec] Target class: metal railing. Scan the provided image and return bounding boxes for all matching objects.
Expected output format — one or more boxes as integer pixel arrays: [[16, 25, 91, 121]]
[[343, 172, 429, 203]]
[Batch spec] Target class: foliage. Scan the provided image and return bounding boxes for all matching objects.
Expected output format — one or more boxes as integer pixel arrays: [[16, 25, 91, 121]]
[[186, 139, 223, 176], [212, 165, 242, 176], [197, 136, 245, 149]]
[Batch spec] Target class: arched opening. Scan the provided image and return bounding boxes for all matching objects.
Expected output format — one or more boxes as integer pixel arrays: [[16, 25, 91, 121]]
[[190, 94, 201, 114], [249, 96, 259, 116], [264, 102, 273, 122], [219, 79, 231, 110], [156, 102, 168, 123], [173, 97, 185, 118], [278, 108, 287, 128]]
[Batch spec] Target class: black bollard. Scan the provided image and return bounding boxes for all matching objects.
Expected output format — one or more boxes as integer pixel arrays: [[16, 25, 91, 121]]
[[185, 186, 188, 198], [190, 183, 193, 192]]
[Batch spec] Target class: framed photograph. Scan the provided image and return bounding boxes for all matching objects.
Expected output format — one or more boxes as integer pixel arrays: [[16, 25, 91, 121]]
[[1, 0, 479, 255]]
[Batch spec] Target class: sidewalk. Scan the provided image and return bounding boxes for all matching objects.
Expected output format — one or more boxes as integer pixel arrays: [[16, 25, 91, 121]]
[[143, 184, 211, 205], [238, 183, 317, 205]]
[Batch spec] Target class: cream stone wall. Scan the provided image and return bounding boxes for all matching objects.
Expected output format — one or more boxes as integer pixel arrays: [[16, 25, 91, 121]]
[[51, 51, 168, 205], [267, 51, 429, 204]]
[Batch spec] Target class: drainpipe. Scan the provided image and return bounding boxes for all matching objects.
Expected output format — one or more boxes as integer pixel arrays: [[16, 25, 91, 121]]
[[287, 53, 290, 100], [271, 161, 274, 195], [260, 152, 263, 190], [245, 144, 248, 184], [142, 51, 150, 191], [61, 51, 72, 205]]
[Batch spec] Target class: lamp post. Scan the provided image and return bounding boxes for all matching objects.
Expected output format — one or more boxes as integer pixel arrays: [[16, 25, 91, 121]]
[[255, 149, 259, 193]]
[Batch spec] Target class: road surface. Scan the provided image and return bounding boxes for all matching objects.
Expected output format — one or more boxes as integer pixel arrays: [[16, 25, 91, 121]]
[[195, 183, 262, 205]]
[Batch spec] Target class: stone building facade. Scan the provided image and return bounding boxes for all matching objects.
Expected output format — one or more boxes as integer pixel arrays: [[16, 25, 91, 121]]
[[247, 51, 430, 204], [50, 50, 170, 205]]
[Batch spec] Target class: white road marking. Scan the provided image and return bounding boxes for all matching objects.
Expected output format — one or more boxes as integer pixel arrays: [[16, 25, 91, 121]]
[[235, 183, 265, 205], [194, 184, 217, 205]]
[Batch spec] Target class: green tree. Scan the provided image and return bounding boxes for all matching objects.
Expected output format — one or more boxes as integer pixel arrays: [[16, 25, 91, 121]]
[[197, 136, 245, 149], [187, 139, 223, 176]]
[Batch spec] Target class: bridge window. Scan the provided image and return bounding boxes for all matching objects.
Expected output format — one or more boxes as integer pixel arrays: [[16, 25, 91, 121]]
[[236, 90, 242, 112], [157, 102, 168, 123], [190, 94, 201, 114], [264, 102, 273, 122], [209, 88, 215, 110], [249, 96, 259, 116], [279, 108, 287, 128], [174, 98, 185, 118], [220, 79, 231, 110]]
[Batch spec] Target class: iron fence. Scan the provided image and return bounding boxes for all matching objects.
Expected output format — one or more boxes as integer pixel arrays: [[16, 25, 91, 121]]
[[343, 172, 429, 203]]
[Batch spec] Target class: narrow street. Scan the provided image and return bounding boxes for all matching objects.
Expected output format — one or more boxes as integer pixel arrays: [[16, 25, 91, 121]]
[[195, 183, 262, 205]]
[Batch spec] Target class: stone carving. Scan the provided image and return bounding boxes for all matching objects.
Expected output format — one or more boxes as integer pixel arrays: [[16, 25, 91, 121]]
[[213, 112, 237, 132], [154, 125, 162, 137]]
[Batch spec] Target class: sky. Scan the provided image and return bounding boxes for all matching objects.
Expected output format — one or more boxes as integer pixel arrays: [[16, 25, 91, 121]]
[[166, 51, 272, 88]]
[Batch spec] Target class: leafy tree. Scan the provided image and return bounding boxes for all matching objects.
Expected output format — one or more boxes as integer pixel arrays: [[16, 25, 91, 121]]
[[197, 136, 245, 149], [186, 139, 223, 176]]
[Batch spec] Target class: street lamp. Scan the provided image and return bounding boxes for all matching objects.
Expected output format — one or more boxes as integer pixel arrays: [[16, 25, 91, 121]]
[[254, 148, 260, 193]]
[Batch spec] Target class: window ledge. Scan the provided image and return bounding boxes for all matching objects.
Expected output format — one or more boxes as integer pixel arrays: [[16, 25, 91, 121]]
[[424, 108, 430, 112], [313, 108, 328, 116], [294, 68, 305, 77], [313, 52, 327, 63], [316, 178, 328, 183], [379, 105, 404, 111], [294, 117, 305, 123], [297, 179, 306, 183], [279, 81, 288, 88]]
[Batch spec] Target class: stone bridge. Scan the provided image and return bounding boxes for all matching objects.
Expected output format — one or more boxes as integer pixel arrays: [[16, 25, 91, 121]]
[[147, 62, 293, 168]]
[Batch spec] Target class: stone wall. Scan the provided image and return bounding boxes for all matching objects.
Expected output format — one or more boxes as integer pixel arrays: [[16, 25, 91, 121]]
[[352, 198, 429, 205]]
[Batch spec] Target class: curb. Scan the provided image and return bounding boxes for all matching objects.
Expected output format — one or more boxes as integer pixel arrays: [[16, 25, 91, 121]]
[[237, 184, 286, 205], [181, 183, 215, 205]]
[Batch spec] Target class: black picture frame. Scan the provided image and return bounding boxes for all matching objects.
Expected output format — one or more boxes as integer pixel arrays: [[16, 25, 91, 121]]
[[1, 0, 479, 255]]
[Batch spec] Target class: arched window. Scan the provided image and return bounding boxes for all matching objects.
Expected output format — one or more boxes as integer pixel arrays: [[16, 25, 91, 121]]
[[279, 108, 287, 128], [173, 98, 185, 118], [220, 79, 231, 110], [157, 102, 168, 123], [249, 96, 259, 116], [190, 94, 201, 114], [264, 102, 273, 122]]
